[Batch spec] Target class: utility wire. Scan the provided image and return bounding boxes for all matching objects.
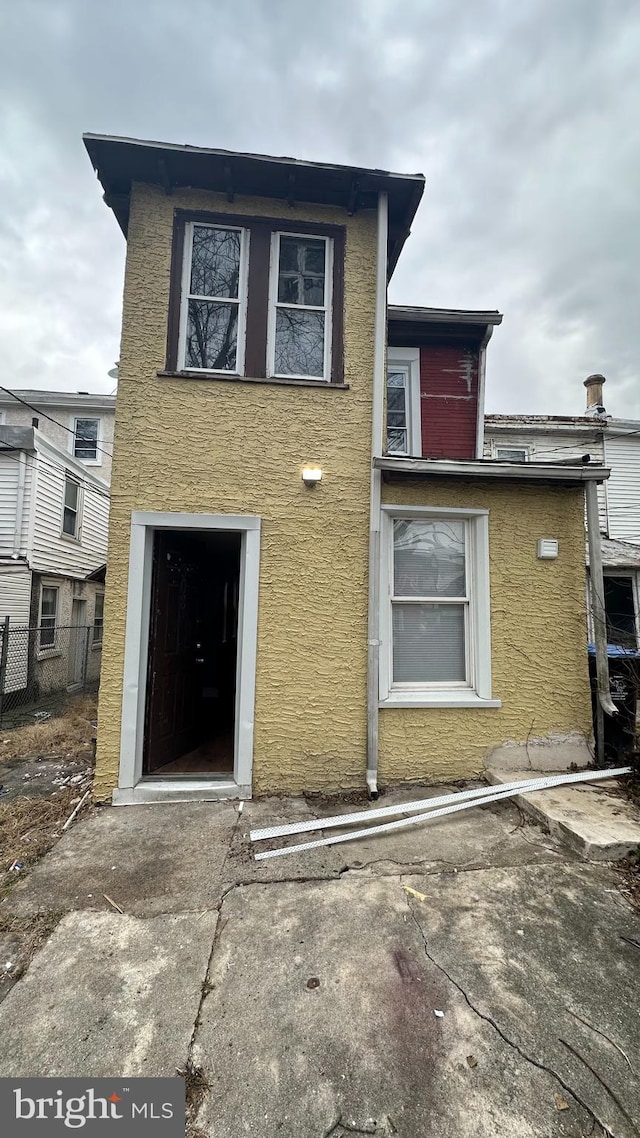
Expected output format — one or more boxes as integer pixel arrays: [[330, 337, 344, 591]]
[[0, 385, 115, 465], [0, 434, 111, 504]]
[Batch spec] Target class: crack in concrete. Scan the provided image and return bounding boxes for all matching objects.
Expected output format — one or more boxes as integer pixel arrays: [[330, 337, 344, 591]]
[[402, 889, 615, 1138]]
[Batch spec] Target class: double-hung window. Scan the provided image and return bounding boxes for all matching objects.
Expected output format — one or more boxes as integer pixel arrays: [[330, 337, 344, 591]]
[[62, 476, 81, 538], [169, 212, 345, 384], [74, 418, 100, 462], [386, 348, 420, 455], [495, 446, 529, 463], [180, 223, 248, 374], [39, 586, 58, 650], [269, 234, 332, 381], [93, 592, 105, 645], [380, 507, 497, 706]]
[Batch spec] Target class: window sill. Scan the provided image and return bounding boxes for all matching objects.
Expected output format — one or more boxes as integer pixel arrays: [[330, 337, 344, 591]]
[[60, 532, 81, 544], [380, 692, 502, 709], [91, 641, 103, 651], [157, 370, 349, 390], [36, 649, 63, 661]]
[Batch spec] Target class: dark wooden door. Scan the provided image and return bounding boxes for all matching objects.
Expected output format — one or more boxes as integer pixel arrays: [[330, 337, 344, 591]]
[[143, 531, 203, 772]]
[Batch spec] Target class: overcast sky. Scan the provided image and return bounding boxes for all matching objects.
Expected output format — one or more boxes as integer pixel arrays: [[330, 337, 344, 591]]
[[1, 0, 639, 415]]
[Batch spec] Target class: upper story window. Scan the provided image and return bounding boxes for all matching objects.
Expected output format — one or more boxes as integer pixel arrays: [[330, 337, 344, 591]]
[[270, 234, 332, 381], [74, 417, 100, 462], [386, 348, 420, 455], [168, 211, 345, 385], [495, 446, 528, 463], [62, 475, 81, 538]]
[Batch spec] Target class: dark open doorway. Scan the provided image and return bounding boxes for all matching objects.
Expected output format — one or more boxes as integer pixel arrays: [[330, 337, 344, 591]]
[[143, 528, 241, 777]]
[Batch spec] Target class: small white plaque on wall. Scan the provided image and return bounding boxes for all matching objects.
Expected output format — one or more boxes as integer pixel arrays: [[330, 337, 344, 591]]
[[537, 538, 559, 559]]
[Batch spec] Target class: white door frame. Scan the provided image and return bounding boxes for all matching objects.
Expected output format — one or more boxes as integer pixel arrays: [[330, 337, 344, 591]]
[[113, 511, 261, 805]]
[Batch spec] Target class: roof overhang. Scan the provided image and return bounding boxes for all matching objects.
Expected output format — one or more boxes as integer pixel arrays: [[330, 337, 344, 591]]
[[375, 456, 610, 484], [83, 134, 425, 278], [388, 305, 502, 347]]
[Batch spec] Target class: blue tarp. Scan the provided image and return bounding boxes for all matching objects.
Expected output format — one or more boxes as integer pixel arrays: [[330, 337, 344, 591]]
[[587, 643, 640, 659]]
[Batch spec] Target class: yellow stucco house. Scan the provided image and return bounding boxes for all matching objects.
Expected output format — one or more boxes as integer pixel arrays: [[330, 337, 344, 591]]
[[84, 134, 608, 804]]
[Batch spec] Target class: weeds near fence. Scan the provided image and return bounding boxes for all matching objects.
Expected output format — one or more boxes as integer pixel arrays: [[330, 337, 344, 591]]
[[0, 694, 97, 762]]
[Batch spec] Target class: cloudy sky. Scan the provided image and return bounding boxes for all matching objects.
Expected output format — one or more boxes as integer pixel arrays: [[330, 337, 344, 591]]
[[1, 0, 639, 415]]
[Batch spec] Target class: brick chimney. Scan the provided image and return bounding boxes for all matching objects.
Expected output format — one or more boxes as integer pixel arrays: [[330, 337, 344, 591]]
[[584, 373, 606, 413]]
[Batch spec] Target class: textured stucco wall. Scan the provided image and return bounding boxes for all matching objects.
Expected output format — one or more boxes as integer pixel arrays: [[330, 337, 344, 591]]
[[95, 183, 377, 798], [379, 477, 592, 783]]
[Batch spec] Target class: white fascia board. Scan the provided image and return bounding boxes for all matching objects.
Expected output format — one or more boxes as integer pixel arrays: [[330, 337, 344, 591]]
[[33, 431, 111, 492]]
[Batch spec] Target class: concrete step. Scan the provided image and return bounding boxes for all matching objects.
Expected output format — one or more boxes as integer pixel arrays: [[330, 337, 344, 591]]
[[485, 767, 640, 861]]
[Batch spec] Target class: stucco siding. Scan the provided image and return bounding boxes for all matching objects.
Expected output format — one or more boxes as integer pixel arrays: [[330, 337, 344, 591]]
[[379, 477, 592, 782], [95, 183, 378, 798]]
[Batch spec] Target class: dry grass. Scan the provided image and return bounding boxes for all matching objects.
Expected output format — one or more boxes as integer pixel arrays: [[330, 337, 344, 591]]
[[0, 909, 64, 990], [0, 695, 97, 763], [0, 788, 92, 901]]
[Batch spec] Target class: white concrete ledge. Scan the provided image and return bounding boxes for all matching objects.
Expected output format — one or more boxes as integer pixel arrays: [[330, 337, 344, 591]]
[[113, 780, 251, 806]]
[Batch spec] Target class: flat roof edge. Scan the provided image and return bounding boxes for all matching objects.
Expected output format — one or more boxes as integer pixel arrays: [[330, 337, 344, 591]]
[[374, 456, 610, 482]]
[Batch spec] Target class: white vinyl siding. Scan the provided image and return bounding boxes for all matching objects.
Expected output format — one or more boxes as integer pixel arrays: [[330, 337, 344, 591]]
[[0, 564, 32, 692], [30, 442, 109, 578], [603, 433, 640, 542], [0, 451, 33, 558]]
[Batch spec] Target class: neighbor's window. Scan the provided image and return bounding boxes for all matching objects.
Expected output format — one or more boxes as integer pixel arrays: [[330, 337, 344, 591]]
[[39, 586, 58, 650], [171, 212, 345, 384], [385, 349, 420, 455], [74, 418, 99, 461], [62, 476, 81, 538], [380, 509, 494, 704], [496, 447, 528, 463], [93, 592, 105, 645], [270, 234, 332, 381], [604, 576, 638, 648]]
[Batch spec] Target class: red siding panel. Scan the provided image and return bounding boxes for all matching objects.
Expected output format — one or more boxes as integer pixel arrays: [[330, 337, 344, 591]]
[[420, 345, 479, 460]]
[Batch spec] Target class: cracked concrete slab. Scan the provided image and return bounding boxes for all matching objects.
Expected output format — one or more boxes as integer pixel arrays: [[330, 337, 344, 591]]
[[404, 861, 640, 1138], [5, 801, 238, 918], [486, 769, 640, 860], [193, 877, 598, 1138], [0, 909, 217, 1077]]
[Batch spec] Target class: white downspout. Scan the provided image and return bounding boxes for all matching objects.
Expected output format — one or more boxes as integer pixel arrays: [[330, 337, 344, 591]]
[[366, 191, 388, 799], [13, 451, 27, 555]]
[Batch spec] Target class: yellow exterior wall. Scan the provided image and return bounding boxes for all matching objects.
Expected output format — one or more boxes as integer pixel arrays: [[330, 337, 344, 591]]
[[379, 477, 592, 783], [95, 183, 377, 798]]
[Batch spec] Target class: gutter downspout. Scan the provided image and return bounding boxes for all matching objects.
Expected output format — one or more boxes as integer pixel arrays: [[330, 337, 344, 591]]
[[475, 325, 494, 459], [13, 451, 27, 555], [585, 479, 617, 761], [366, 191, 388, 800]]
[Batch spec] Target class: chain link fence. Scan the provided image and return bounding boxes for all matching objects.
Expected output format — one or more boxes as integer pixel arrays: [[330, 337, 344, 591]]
[[0, 620, 102, 728]]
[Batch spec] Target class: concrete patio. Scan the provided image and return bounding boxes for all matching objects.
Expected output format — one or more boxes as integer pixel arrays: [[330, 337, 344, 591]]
[[0, 784, 639, 1137]]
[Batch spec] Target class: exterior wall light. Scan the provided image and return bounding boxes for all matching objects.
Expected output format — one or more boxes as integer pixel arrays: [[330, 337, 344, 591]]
[[301, 466, 323, 488]]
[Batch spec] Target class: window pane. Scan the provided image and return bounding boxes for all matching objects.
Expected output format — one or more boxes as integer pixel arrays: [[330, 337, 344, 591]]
[[387, 386, 406, 414], [604, 577, 637, 647], [41, 588, 57, 617], [190, 226, 241, 299], [393, 519, 466, 598], [277, 237, 326, 306], [93, 593, 105, 643], [387, 427, 408, 454], [387, 370, 406, 388], [393, 603, 466, 682], [274, 308, 325, 377], [74, 419, 98, 460], [496, 448, 527, 463], [65, 479, 79, 510], [63, 508, 77, 536], [186, 299, 238, 371]]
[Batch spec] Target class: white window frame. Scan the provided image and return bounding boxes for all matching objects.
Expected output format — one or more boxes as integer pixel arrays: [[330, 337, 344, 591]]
[[178, 221, 250, 375], [267, 232, 333, 382], [386, 347, 421, 456], [38, 584, 59, 653], [61, 475, 82, 540], [379, 505, 500, 707], [73, 416, 101, 465], [493, 444, 530, 463]]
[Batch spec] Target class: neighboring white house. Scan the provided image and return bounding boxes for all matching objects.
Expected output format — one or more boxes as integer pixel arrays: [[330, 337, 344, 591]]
[[0, 423, 110, 703], [0, 389, 115, 484], [485, 374, 640, 651]]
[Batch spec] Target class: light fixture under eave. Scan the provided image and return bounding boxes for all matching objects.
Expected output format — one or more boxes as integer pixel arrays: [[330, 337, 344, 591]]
[[301, 466, 323, 488]]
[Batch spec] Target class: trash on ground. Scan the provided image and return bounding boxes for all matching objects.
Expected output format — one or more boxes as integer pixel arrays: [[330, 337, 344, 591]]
[[553, 1094, 570, 1111], [466, 1055, 477, 1067], [307, 977, 320, 989], [4, 961, 13, 971], [251, 767, 631, 861], [403, 886, 428, 902], [434, 1010, 445, 1018], [33, 711, 52, 722], [8, 860, 24, 872], [102, 893, 124, 914], [61, 788, 91, 831]]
